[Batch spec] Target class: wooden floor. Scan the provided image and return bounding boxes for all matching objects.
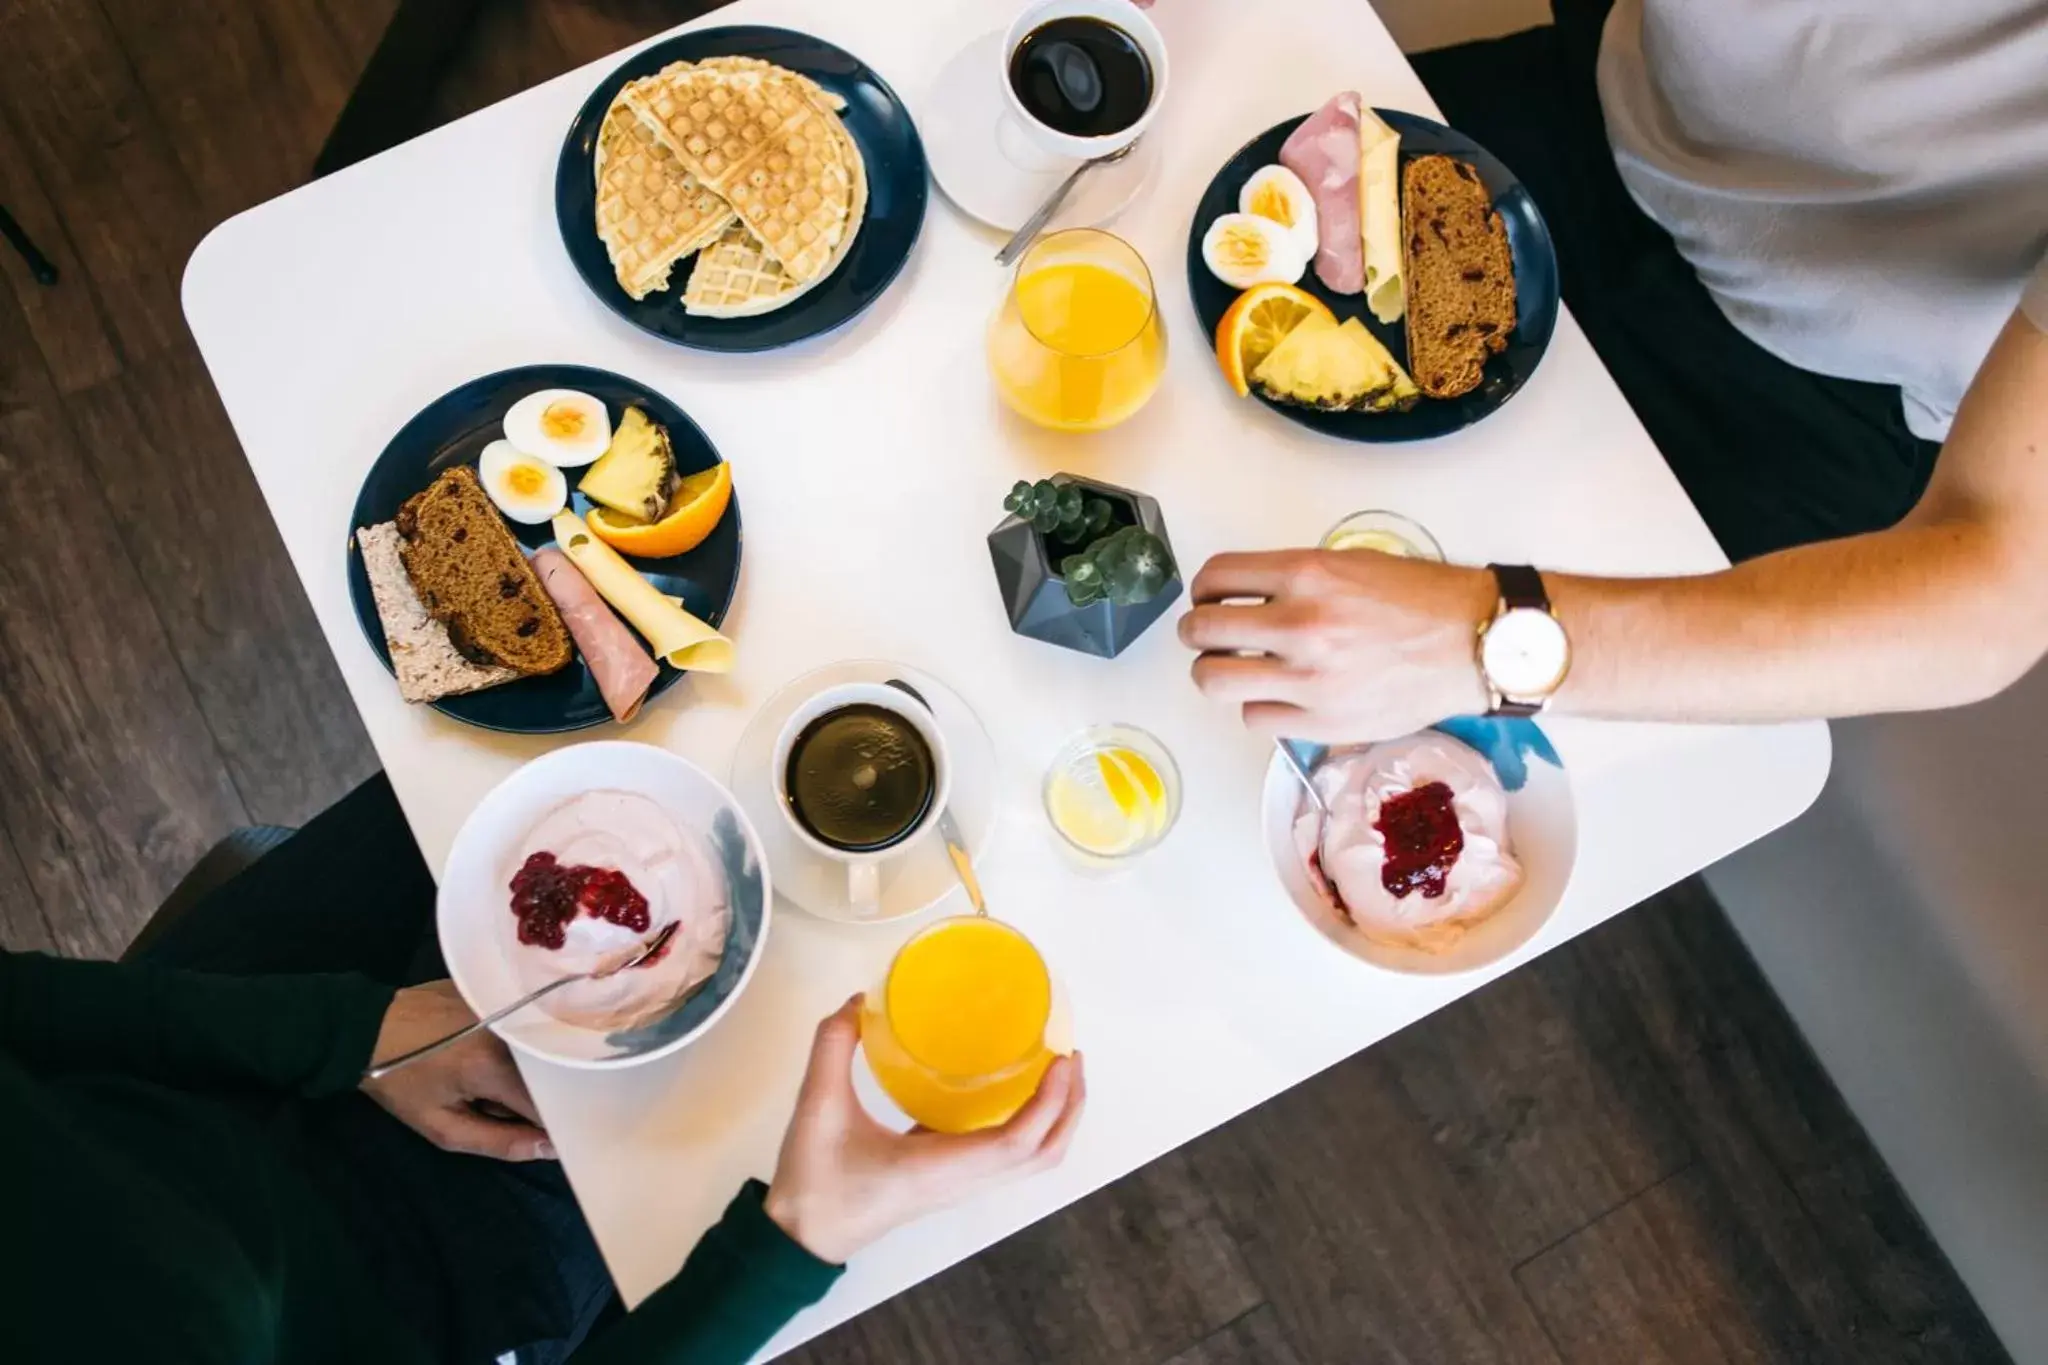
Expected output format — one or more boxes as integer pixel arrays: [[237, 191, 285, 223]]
[[0, 1, 2008, 1361]]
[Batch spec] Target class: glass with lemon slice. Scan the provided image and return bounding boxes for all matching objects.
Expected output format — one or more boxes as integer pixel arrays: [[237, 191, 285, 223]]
[[1320, 510, 1444, 561], [1042, 723, 1181, 866]]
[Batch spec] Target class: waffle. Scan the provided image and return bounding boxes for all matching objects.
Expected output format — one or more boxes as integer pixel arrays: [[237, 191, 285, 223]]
[[690, 55, 847, 112], [598, 56, 867, 306], [620, 62, 814, 192], [593, 104, 735, 300], [682, 115, 867, 317]]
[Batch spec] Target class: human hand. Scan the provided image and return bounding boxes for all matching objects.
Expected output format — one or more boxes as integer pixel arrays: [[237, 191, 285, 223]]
[[1179, 550, 1496, 742], [764, 997, 1087, 1265], [360, 980, 555, 1162]]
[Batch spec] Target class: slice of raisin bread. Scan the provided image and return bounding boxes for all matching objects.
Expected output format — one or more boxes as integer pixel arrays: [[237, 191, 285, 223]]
[[1402, 155, 1516, 400]]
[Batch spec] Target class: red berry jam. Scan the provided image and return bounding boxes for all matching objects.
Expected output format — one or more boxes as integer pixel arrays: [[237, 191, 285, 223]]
[[509, 851, 651, 950], [1375, 781, 1464, 900]]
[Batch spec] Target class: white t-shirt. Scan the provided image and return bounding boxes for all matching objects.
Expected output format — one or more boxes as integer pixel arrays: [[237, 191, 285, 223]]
[[1598, 0, 2048, 440]]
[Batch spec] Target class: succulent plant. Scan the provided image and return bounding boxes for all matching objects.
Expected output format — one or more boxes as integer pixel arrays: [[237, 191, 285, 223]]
[[1005, 479, 1114, 547], [1060, 525, 1176, 609]]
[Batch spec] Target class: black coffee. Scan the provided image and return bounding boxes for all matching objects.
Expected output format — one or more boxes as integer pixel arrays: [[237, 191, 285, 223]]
[[785, 704, 936, 853], [1008, 17, 1153, 139]]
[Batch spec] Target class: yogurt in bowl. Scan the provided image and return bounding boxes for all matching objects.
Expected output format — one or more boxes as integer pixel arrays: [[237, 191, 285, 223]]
[[1263, 721, 1576, 976], [439, 742, 770, 1068]]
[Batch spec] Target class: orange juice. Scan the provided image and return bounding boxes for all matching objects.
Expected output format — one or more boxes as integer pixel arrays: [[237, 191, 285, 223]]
[[862, 917, 1055, 1133], [988, 230, 1166, 432]]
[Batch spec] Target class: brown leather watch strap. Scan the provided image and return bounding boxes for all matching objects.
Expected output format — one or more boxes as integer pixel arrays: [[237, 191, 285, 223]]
[[1488, 563, 1549, 613]]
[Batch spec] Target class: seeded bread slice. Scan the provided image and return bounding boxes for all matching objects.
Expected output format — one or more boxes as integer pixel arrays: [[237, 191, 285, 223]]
[[1402, 155, 1516, 400], [394, 466, 572, 676], [357, 522, 521, 702]]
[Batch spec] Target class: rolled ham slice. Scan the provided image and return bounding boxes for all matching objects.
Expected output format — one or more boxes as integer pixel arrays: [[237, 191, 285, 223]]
[[530, 547, 660, 723], [1281, 92, 1365, 296]]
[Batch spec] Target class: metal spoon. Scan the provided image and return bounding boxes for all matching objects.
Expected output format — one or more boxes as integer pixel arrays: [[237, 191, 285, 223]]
[[884, 678, 988, 917], [995, 140, 1141, 267], [362, 921, 678, 1081], [1274, 739, 1350, 916]]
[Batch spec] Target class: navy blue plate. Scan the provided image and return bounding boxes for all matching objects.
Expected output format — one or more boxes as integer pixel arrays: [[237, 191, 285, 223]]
[[1186, 111, 1560, 443], [556, 26, 929, 352], [346, 364, 741, 735]]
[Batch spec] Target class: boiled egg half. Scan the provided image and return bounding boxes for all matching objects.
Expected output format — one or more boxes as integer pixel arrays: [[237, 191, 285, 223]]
[[477, 439, 568, 525], [1202, 212, 1310, 291], [503, 389, 611, 467], [1239, 164, 1320, 262]]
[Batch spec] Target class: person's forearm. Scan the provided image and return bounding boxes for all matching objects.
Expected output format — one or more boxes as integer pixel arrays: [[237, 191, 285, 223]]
[[1549, 520, 2046, 722], [0, 950, 393, 1096]]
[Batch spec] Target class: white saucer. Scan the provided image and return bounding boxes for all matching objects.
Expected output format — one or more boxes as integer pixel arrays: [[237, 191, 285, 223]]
[[730, 659, 999, 925], [920, 30, 1160, 234]]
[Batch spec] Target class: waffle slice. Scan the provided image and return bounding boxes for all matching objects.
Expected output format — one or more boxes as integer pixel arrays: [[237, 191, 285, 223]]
[[593, 102, 735, 299], [682, 110, 867, 317], [717, 96, 855, 285], [691, 55, 846, 112], [621, 62, 816, 192]]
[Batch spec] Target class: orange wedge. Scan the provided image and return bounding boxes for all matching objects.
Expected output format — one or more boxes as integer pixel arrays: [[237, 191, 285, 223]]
[[585, 462, 732, 558], [1215, 283, 1335, 398]]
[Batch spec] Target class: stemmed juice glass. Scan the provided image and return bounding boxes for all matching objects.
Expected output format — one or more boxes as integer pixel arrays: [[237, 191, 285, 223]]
[[987, 228, 1166, 432]]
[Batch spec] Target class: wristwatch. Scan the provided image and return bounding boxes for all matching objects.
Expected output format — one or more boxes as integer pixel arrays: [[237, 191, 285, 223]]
[[1477, 564, 1571, 716]]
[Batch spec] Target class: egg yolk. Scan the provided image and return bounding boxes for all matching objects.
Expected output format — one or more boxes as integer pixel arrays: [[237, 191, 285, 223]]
[[1216, 225, 1274, 268], [541, 402, 587, 439], [505, 463, 548, 497], [1248, 185, 1297, 228]]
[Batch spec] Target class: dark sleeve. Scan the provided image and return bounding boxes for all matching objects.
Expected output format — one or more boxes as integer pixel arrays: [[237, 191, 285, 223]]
[[571, 1181, 844, 1365], [0, 950, 394, 1098]]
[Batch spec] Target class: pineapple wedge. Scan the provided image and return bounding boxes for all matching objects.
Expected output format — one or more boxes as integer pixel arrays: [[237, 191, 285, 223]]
[[578, 407, 679, 522], [1252, 315, 1421, 413]]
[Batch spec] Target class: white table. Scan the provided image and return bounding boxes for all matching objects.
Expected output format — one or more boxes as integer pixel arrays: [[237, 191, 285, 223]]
[[182, 0, 1832, 1356]]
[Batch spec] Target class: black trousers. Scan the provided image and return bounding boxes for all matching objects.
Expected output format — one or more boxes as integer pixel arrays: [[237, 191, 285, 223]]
[[1412, 2, 1942, 563], [132, 774, 616, 1365]]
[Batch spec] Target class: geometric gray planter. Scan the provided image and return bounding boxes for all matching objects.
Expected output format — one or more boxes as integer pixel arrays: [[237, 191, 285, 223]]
[[987, 474, 1183, 660]]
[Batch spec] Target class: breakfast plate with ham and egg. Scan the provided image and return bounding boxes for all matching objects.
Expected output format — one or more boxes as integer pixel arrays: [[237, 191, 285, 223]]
[[346, 364, 741, 735], [1186, 97, 1560, 443]]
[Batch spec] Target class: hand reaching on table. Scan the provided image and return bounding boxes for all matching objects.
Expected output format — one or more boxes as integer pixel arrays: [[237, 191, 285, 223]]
[[361, 980, 556, 1163], [764, 997, 1087, 1265], [1180, 549, 1496, 742]]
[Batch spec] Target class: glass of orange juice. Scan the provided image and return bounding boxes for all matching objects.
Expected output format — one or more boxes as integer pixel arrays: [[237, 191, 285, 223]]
[[860, 916, 1058, 1134], [987, 228, 1166, 432]]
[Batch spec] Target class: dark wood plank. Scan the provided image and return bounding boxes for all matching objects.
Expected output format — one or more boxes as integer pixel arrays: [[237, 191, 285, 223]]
[[782, 1257, 1035, 1365], [0, 0, 213, 372], [975, 1148, 1263, 1364], [314, 0, 489, 176], [1381, 926, 1695, 1264], [539, 0, 734, 67], [1516, 1164, 1813, 1365], [1187, 1047, 1562, 1365], [0, 820, 62, 956], [1597, 883, 2009, 1362], [1157, 1307, 1303, 1365], [64, 347, 377, 825], [426, 0, 578, 127], [0, 401, 246, 957], [98, 0, 366, 216], [0, 113, 122, 395]]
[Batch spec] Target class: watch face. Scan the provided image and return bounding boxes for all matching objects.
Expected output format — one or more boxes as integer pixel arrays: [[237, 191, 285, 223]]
[[1483, 608, 1570, 698]]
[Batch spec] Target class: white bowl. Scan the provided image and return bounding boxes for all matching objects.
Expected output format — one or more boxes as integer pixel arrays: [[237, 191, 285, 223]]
[[438, 741, 771, 1068], [1261, 721, 1577, 976]]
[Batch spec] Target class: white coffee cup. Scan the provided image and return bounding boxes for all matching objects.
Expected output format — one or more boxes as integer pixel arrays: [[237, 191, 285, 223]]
[[772, 683, 952, 920], [1001, 0, 1169, 163]]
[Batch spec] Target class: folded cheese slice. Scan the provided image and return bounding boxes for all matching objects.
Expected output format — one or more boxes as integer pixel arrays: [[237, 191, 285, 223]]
[[1358, 109, 1405, 325], [550, 510, 735, 674]]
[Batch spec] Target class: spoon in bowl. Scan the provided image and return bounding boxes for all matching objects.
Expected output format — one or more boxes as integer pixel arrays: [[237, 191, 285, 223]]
[[362, 921, 679, 1081], [1274, 739, 1350, 916]]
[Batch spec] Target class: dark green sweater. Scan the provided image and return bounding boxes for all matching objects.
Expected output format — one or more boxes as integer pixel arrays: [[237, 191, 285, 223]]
[[0, 951, 840, 1363]]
